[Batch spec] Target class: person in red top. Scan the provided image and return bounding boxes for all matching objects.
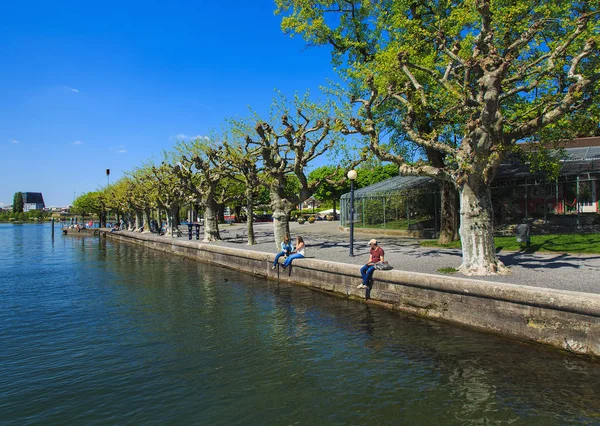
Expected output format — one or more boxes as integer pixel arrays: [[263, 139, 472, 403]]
[[358, 239, 385, 289]]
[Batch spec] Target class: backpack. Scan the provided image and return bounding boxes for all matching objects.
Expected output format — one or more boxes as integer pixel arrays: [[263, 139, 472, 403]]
[[375, 261, 393, 270]]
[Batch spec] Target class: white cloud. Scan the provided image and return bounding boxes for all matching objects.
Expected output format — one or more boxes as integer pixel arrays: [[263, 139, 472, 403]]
[[73, 140, 83, 145], [0, 202, 5, 207], [170, 134, 209, 141], [63, 86, 80, 93], [117, 145, 127, 153], [10, 139, 19, 144]]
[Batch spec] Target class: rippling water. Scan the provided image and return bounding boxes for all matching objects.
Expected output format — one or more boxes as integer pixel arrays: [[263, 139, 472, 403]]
[[1, 223, 600, 425]]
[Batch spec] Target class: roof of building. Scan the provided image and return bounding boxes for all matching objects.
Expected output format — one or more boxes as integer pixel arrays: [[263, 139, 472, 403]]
[[495, 144, 600, 183], [520, 136, 600, 151], [22, 192, 45, 205], [340, 175, 435, 199], [341, 137, 600, 198]]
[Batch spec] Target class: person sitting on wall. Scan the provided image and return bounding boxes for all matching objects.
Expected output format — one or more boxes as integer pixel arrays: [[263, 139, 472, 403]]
[[357, 239, 385, 289], [282, 236, 305, 269], [272, 234, 294, 270]]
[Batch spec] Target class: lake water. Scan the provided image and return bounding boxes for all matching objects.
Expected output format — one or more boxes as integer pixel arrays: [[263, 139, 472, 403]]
[[1, 223, 600, 425]]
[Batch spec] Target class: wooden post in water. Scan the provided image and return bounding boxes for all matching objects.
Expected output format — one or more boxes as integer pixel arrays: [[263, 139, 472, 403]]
[[51, 218, 55, 238]]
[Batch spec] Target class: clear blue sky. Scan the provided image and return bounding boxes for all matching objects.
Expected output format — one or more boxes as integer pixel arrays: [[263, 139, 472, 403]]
[[0, 1, 338, 207]]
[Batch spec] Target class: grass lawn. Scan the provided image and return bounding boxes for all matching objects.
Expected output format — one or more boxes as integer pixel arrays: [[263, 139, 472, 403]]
[[420, 233, 600, 254]]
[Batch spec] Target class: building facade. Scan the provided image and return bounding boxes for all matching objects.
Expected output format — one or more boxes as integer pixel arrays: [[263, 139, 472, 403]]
[[340, 137, 600, 230], [22, 192, 45, 212]]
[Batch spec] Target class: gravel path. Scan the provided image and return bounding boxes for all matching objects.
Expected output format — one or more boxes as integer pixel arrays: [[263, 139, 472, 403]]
[[173, 221, 600, 294]]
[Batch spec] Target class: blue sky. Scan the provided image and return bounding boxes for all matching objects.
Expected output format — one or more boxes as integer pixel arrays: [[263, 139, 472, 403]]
[[0, 1, 338, 207]]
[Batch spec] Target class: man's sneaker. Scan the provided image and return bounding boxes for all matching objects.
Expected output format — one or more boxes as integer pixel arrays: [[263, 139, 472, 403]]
[[357, 284, 367, 289], [271, 265, 277, 270]]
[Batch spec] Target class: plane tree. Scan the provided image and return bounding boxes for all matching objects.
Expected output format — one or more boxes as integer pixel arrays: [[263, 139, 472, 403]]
[[72, 191, 108, 226], [128, 166, 158, 234], [175, 138, 238, 242], [232, 94, 354, 249], [277, 0, 463, 244], [278, 0, 600, 275], [222, 134, 263, 245], [151, 161, 184, 237], [107, 178, 138, 230]]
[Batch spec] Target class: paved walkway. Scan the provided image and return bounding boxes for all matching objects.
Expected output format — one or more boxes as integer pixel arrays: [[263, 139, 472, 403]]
[[171, 221, 600, 294]]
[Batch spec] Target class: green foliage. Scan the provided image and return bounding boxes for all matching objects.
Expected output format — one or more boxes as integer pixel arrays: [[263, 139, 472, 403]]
[[0, 209, 48, 222], [72, 191, 107, 217], [12, 192, 23, 213], [308, 166, 346, 202], [277, 0, 599, 173], [354, 164, 398, 189]]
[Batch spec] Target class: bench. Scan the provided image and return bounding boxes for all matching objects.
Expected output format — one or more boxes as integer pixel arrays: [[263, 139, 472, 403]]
[[187, 223, 202, 240]]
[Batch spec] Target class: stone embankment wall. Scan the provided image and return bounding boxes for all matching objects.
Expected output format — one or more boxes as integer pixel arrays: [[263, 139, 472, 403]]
[[98, 229, 600, 358]]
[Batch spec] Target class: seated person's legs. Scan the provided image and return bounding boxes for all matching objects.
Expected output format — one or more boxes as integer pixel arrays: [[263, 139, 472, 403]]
[[365, 265, 376, 285], [283, 253, 303, 268], [273, 251, 285, 267], [360, 264, 370, 284]]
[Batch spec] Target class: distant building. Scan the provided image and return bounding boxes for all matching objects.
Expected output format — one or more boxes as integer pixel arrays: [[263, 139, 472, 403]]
[[22, 192, 45, 212]]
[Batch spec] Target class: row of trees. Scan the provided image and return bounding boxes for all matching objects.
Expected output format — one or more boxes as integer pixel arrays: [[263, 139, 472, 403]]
[[0, 207, 47, 222], [73, 95, 371, 245], [76, 0, 598, 276]]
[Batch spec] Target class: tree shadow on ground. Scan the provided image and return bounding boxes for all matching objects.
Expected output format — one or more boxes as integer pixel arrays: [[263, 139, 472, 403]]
[[498, 251, 600, 269], [394, 247, 463, 258]]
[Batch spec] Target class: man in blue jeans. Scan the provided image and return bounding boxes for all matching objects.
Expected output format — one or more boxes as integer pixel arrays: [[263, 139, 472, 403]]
[[358, 239, 385, 289]]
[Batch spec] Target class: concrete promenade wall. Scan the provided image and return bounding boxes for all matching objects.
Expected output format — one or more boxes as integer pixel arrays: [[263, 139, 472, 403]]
[[98, 229, 600, 357]]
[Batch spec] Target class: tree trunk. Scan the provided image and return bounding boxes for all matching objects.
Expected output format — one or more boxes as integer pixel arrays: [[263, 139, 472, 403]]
[[203, 199, 221, 242], [217, 204, 225, 223], [142, 208, 152, 234], [234, 205, 242, 223], [134, 210, 143, 232], [246, 191, 256, 245], [271, 193, 294, 250], [438, 181, 460, 244], [332, 199, 337, 219], [174, 206, 181, 227], [164, 207, 181, 237], [458, 181, 508, 275]]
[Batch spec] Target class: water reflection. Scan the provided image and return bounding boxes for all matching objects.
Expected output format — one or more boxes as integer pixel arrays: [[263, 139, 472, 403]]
[[2, 224, 600, 425], [66, 234, 600, 423]]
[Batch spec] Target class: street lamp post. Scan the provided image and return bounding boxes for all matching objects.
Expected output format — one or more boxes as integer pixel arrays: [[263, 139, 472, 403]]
[[347, 169, 357, 256]]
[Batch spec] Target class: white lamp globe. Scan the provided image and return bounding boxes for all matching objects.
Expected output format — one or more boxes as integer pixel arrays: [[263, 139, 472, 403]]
[[347, 169, 357, 180]]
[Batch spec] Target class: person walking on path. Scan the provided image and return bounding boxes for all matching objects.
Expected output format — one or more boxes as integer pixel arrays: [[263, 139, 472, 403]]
[[282, 236, 305, 269], [358, 239, 385, 289], [272, 235, 294, 269]]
